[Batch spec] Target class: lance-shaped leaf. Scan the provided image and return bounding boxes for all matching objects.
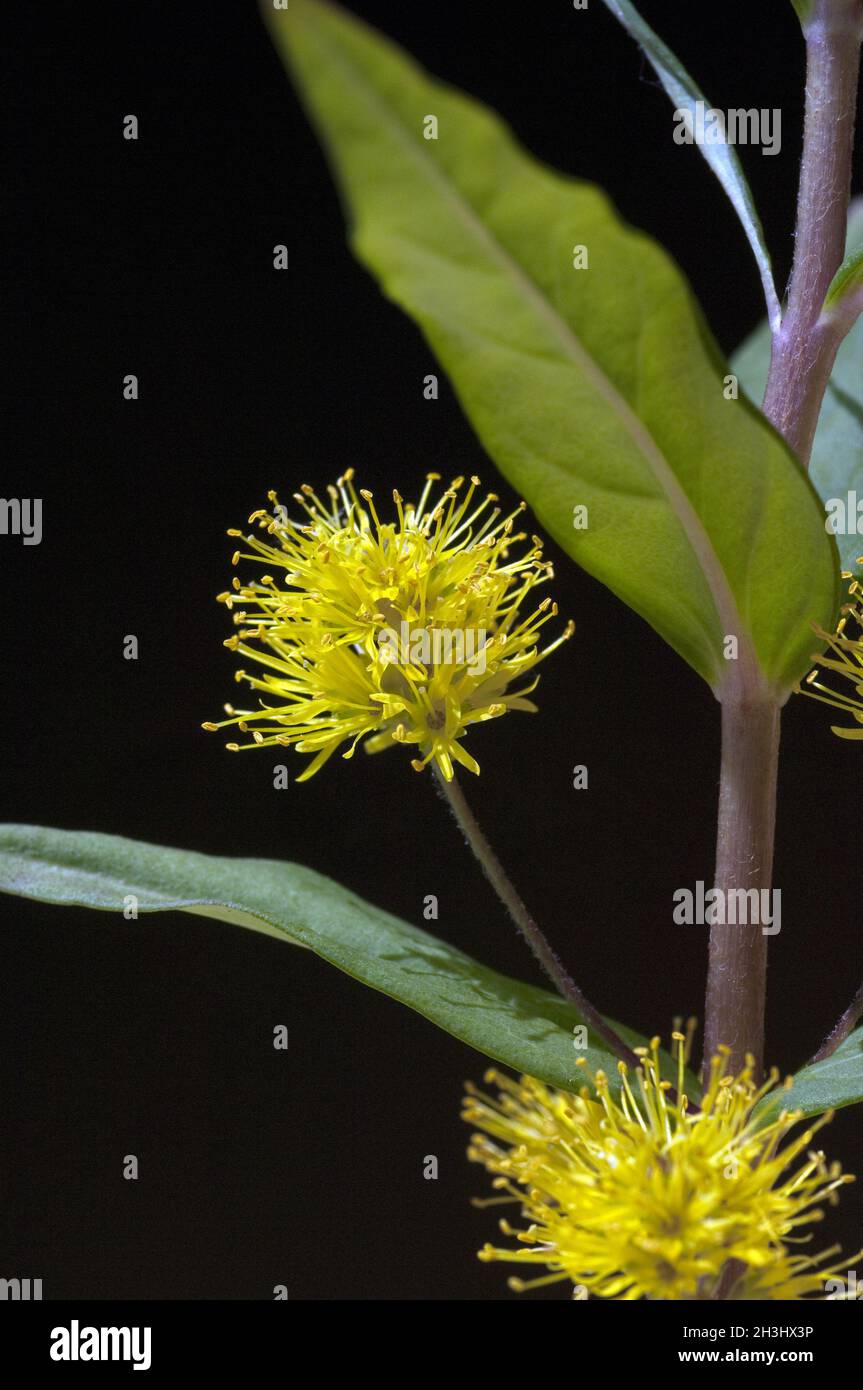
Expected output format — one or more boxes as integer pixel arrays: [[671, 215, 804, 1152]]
[[755, 1027, 863, 1122], [266, 0, 837, 693], [0, 824, 694, 1094], [600, 0, 781, 330], [734, 204, 863, 576]]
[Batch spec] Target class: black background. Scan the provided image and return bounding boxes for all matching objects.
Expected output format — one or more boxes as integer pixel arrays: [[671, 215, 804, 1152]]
[[2, 0, 861, 1301]]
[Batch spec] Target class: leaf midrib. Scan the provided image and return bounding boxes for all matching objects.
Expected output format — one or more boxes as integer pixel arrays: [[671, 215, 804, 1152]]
[[297, 4, 756, 691]]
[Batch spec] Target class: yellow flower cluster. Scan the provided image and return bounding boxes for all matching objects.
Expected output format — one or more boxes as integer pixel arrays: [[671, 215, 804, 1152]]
[[204, 472, 572, 780], [464, 1038, 859, 1300], [798, 570, 863, 738]]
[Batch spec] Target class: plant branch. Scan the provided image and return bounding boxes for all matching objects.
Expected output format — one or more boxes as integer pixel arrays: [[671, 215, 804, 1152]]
[[811, 978, 863, 1061], [703, 0, 862, 1083], [432, 766, 640, 1070], [703, 699, 781, 1078], [762, 0, 863, 464]]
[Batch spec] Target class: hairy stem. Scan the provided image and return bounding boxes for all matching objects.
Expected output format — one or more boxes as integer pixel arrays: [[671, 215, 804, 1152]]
[[704, 0, 862, 1081], [433, 766, 640, 1069], [762, 0, 863, 463], [703, 700, 780, 1077], [812, 978, 863, 1061]]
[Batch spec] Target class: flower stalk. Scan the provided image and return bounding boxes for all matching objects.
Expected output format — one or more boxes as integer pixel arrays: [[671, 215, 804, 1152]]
[[433, 766, 640, 1070], [812, 978, 863, 1061]]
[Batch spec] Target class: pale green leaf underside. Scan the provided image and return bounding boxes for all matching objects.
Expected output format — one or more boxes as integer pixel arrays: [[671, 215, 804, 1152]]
[[0, 824, 667, 1094], [600, 0, 780, 330], [266, 0, 837, 693], [734, 204, 863, 576], [755, 1028, 863, 1122], [824, 244, 863, 312]]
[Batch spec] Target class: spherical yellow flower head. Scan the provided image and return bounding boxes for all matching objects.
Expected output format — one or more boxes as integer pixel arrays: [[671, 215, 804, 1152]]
[[464, 1038, 859, 1301], [204, 472, 573, 781], [797, 570, 863, 738]]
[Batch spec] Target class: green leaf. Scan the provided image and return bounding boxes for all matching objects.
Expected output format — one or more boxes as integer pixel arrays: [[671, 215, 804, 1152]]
[[600, 0, 780, 330], [755, 1028, 863, 1122], [266, 0, 837, 693], [789, 0, 815, 25], [0, 823, 685, 1094], [823, 245, 863, 315], [733, 203, 863, 576]]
